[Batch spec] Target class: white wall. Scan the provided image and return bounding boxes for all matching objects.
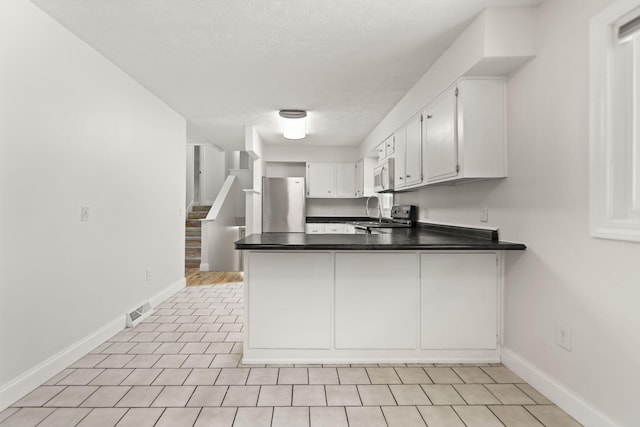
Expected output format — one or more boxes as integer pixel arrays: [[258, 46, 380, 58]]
[[393, 0, 639, 425], [265, 144, 360, 162], [201, 145, 226, 205], [186, 145, 194, 209], [0, 0, 185, 409], [307, 199, 368, 217]]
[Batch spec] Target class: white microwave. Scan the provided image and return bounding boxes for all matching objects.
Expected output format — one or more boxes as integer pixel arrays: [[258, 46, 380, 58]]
[[374, 158, 394, 193]]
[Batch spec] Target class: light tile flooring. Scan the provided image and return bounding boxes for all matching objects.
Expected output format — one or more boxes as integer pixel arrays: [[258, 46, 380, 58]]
[[0, 284, 582, 427]]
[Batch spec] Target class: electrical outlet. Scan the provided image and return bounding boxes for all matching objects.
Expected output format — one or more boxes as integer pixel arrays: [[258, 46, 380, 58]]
[[480, 206, 489, 222], [421, 207, 429, 220], [556, 325, 572, 351], [81, 206, 90, 222], [178, 208, 185, 217], [145, 268, 152, 282]]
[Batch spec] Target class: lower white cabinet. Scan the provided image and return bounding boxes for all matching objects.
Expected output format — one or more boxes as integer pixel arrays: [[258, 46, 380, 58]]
[[335, 253, 418, 349], [248, 252, 331, 349], [421, 253, 498, 349], [305, 223, 356, 234], [244, 250, 501, 363], [305, 224, 325, 234]]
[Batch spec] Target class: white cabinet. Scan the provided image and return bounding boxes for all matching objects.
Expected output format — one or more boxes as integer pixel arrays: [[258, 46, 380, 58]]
[[420, 253, 498, 349], [404, 115, 423, 186], [306, 163, 335, 197], [424, 87, 458, 182], [335, 253, 418, 349], [424, 79, 506, 184], [248, 252, 332, 349], [306, 162, 357, 198], [355, 158, 376, 198], [391, 116, 423, 190], [305, 224, 325, 234], [336, 163, 356, 197], [392, 129, 407, 189], [305, 223, 356, 234]]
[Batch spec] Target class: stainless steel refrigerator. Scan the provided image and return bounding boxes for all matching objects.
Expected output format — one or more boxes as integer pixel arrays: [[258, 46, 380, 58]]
[[262, 177, 306, 232]]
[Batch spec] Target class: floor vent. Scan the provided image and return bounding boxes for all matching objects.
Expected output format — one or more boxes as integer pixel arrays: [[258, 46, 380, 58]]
[[126, 302, 152, 328]]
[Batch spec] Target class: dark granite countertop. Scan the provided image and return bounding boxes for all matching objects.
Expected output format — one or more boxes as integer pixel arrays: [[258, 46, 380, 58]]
[[234, 224, 526, 251], [306, 216, 373, 223]]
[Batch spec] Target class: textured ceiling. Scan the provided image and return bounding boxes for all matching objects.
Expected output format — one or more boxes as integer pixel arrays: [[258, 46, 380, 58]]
[[31, 0, 541, 149]]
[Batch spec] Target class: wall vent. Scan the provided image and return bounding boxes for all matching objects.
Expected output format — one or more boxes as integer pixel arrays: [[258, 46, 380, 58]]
[[125, 302, 152, 328]]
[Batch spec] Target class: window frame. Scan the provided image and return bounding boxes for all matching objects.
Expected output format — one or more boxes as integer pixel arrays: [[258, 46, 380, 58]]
[[590, 0, 640, 242]]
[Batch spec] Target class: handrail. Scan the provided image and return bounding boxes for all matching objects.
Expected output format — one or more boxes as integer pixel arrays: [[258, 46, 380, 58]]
[[203, 175, 237, 222]]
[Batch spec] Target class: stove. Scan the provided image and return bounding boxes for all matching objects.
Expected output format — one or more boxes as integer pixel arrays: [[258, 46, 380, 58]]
[[353, 205, 416, 232]]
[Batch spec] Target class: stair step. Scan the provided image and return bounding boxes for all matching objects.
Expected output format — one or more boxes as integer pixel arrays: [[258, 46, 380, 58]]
[[185, 240, 201, 247], [186, 220, 201, 228], [185, 259, 200, 268], [193, 205, 212, 212], [188, 211, 208, 220], [186, 248, 201, 258], [186, 228, 200, 237]]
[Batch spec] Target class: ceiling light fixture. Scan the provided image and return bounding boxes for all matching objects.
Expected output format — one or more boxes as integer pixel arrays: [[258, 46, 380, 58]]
[[279, 110, 307, 140]]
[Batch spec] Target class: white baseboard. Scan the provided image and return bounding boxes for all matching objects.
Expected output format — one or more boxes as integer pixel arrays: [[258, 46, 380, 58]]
[[501, 347, 622, 427], [186, 201, 194, 214], [0, 277, 186, 412], [200, 263, 210, 272]]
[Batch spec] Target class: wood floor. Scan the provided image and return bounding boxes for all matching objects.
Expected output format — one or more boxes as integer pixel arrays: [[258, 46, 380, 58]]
[[185, 268, 243, 286]]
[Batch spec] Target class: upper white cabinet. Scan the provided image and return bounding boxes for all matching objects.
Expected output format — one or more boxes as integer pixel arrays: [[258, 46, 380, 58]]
[[306, 162, 357, 198], [392, 129, 407, 189], [404, 115, 423, 187], [355, 158, 375, 198], [389, 114, 423, 190], [306, 162, 336, 197], [336, 163, 356, 197], [424, 78, 506, 184]]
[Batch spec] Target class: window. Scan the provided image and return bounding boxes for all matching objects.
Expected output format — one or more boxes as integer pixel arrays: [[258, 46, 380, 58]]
[[590, 0, 640, 242]]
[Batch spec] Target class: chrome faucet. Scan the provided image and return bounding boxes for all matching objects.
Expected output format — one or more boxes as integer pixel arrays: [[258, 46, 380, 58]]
[[365, 195, 382, 224]]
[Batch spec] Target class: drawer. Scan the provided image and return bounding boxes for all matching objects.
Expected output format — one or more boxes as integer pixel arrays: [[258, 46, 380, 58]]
[[305, 224, 325, 234], [324, 224, 346, 234]]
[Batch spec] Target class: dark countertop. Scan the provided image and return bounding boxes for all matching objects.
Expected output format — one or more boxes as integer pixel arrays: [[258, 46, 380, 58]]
[[234, 225, 526, 251], [306, 216, 372, 223]]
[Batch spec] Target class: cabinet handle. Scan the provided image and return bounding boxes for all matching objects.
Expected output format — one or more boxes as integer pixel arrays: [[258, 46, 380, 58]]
[[328, 190, 331, 193], [406, 175, 411, 178], [399, 177, 403, 180], [427, 115, 433, 119]]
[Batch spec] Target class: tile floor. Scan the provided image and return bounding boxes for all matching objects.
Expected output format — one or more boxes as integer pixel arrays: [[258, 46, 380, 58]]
[[0, 284, 582, 427]]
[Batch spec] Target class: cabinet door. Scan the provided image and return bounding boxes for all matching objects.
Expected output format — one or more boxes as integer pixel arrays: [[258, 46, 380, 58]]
[[335, 253, 418, 349], [248, 252, 331, 349], [405, 115, 422, 186], [305, 224, 325, 234], [420, 253, 497, 349], [385, 134, 395, 156], [355, 160, 364, 197], [424, 88, 458, 182], [306, 163, 335, 197], [393, 129, 406, 189], [336, 163, 356, 197], [376, 142, 386, 162]]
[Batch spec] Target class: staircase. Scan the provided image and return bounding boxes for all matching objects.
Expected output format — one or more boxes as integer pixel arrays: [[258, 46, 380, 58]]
[[185, 205, 210, 269]]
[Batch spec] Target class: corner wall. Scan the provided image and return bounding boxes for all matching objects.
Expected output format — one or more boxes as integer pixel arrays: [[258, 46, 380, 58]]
[[393, 0, 638, 425], [0, 0, 186, 409]]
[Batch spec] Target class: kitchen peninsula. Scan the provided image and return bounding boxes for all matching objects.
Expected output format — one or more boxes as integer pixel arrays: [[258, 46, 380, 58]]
[[235, 225, 525, 364]]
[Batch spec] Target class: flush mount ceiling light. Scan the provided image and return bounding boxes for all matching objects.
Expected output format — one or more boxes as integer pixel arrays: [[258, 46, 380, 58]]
[[279, 110, 307, 140]]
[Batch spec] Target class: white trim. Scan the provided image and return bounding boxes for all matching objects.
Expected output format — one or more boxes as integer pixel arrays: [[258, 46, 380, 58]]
[[502, 348, 623, 427], [186, 200, 194, 214], [590, 0, 640, 243], [199, 263, 210, 272], [0, 277, 185, 412]]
